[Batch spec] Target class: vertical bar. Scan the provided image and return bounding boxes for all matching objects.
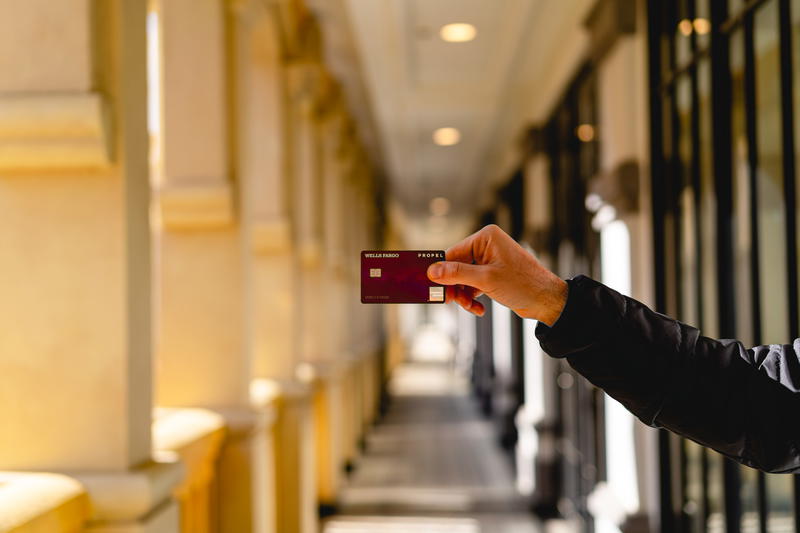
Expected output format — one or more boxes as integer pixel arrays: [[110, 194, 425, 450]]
[[701, 448, 711, 527], [743, 10, 769, 533], [743, 0, 762, 347], [690, 1, 705, 333], [777, 0, 800, 527], [724, 461, 743, 533], [680, 440, 690, 532], [709, 0, 742, 531], [647, 1, 666, 315], [646, 2, 677, 531]]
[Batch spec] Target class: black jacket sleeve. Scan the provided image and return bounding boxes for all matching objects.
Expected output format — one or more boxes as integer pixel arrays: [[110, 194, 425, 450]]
[[535, 275, 800, 474]]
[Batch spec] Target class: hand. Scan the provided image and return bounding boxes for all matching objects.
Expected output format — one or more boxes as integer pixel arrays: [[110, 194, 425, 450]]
[[427, 224, 568, 326]]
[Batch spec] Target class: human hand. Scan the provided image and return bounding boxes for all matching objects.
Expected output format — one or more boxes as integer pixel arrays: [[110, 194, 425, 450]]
[[426, 224, 568, 326]]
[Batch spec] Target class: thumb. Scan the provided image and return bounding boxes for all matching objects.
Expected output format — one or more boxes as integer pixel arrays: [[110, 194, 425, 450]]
[[427, 261, 487, 288]]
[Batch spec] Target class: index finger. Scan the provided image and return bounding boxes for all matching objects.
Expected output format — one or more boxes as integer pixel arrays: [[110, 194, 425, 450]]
[[445, 229, 481, 264]]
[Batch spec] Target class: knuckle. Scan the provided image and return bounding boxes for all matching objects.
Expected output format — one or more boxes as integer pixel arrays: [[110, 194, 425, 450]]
[[481, 266, 499, 285]]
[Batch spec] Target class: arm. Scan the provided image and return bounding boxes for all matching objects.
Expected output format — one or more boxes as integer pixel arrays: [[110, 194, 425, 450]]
[[535, 275, 800, 474], [431, 224, 800, 473]]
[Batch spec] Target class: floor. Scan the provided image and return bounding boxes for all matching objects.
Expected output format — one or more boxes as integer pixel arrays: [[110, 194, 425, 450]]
[[323, 362, 542, 533]]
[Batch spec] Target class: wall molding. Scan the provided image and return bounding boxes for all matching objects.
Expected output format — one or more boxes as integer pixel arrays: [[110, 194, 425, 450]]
[[584, 0, 637, 63], [251, 217, 292, 254], [0, 92, 111, 171], [158, 183, 235, 230]]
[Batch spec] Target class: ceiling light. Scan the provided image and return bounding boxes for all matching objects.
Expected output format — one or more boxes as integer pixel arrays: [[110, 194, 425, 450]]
[[430, 197, 451, 216], [433, 127, 461, 146], [693, 18, 711, 35], [678, 18, 693, 36], [440, 23, 476, 43], [576, 124, 595, 142]]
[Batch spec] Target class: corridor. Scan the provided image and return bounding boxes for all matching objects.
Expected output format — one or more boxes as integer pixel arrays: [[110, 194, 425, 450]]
[[324, 362, 541, 533]]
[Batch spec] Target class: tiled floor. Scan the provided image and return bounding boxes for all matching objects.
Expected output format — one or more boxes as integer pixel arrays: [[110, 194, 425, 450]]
[[323, 362, 541, 533]]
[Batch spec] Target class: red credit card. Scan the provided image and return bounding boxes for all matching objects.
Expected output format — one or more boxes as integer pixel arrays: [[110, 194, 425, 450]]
[[361, 250, 446, 304]]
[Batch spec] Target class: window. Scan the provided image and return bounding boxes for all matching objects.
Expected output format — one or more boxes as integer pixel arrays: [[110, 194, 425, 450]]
[[648, 0, 800, 531]]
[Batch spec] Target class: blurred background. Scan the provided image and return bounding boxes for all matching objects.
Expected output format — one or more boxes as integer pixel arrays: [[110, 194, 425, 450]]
[[0, 0, 798, 532]]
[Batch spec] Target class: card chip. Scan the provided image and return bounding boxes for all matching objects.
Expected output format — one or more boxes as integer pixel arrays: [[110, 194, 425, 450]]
[[369, 268, 381, 278], [429, 286, 444, 302]]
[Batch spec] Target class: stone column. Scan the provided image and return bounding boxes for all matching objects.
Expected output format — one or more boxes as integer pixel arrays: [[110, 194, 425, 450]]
[[312, 91, 353, 511], [0, 0, 180, 530], [338, 161, 363, 469], [154, 0, 275, 531], [275, 55, 328, 531]]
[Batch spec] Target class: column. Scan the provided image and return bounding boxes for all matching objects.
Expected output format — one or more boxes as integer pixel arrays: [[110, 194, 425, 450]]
[[281, 53, 326, 531], [154, 0, 274, 531], [0, 0, 180, 530], [338, 158, 363, 469], [233, 2, 319, 533], [313, 91, 352, 512]]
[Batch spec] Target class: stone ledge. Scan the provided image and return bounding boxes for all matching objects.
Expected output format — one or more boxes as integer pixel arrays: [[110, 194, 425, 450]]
[[152, 407, 226, 456], [0, 472, 89, 532], [152, 407, 227, 533], [251, 378, 315, 409], [0, 92, 111, 170], [69, 459, 183, 522], [157, 183, 234, 230]]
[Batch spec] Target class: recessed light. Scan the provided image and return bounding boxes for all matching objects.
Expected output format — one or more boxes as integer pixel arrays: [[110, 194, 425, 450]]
[[693, 18, 711, 35], [576, 124, 595, 142], [440, 23, 476, 43], [430, 197, 451, 216], [433, 127, 461, 146], [678, 18, 693, 36]]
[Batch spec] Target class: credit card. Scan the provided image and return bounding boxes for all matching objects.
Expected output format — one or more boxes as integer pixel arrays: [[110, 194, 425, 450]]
[[361, 250, 446, 304]]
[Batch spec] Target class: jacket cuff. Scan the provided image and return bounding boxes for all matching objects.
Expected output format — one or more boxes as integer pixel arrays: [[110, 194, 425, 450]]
[[534, 275, 626, 357]]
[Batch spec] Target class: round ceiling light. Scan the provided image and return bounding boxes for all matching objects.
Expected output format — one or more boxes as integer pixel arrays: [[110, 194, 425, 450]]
[[576, 124, 595, 142], [693, 18, 711, 35], [433, 127, 461, 146], [440, 23, 476, 43]]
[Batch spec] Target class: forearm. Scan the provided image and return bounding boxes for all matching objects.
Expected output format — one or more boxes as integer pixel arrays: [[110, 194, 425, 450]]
[[535, 275, 800, 473]]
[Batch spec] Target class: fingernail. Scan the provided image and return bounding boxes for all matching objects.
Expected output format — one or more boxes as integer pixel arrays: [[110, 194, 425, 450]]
[[428, 263, 443, 279]]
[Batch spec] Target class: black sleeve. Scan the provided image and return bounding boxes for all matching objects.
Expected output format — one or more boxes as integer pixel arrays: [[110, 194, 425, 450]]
[[535, 275, 800, 474]]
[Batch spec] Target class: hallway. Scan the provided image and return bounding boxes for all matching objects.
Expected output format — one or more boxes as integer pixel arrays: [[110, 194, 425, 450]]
[[323, 362, 542, 533]]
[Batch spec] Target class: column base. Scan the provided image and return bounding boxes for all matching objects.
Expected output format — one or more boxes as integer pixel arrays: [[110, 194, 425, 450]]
[[86, 502, 179, 533], [213, 403, 278, 533], [152, 407, 227, 533], [308, 360, 347, 508], [70, 459, 182, 533], [265, 379, 317, 533]]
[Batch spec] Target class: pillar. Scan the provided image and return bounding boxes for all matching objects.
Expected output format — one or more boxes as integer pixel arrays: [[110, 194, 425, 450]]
[[236, 4, 318, 532], [311, 90, 354, 511], [0, 0, 180, 530], [153, 0, 274, 531]]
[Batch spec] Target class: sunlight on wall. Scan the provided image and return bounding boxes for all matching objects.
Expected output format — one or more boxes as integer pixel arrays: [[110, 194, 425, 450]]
[[516, 317, 545, 495], [491, 300, 512, 380], [146, 8, 162, 186], [592, 219, 639, 532]]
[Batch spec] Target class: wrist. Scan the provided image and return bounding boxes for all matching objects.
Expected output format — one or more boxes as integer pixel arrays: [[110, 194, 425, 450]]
[[533, 276, 568, 326]]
